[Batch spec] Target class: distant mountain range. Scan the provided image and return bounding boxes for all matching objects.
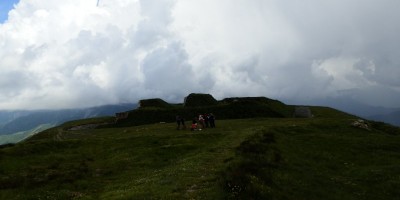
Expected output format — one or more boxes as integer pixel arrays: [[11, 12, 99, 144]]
[[317, 99, 400, 127], [368, 110, 400, 127], [0, 124, 54, 145], [0, 103, 137, 144], [0, 103, 137, 135], [283, 97, 400, 127]]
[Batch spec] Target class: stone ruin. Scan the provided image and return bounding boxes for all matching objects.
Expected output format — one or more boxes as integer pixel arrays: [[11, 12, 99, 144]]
[[183, 93, 218, 107], [293, 106, 313, 118], [138, 98, 171, 108], [115, 112, 129, 122]]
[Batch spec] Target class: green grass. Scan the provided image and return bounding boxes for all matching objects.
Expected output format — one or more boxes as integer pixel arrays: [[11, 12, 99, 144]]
[[0, 107, 399, 199]]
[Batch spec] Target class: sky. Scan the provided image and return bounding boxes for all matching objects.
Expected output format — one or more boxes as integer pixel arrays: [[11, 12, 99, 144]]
[[0, 0, 399, 110], [0, 0, 19, 23]]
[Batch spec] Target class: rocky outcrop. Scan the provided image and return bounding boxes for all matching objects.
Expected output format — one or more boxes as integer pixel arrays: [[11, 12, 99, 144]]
[[351, 119, 370, 130]]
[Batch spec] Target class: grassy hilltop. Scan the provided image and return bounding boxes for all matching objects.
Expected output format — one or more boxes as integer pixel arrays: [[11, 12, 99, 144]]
[[0, 94, 400, 199]]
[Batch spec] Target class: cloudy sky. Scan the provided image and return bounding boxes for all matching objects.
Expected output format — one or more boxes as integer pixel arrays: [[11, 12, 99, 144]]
[[0, 0, 399, 110]]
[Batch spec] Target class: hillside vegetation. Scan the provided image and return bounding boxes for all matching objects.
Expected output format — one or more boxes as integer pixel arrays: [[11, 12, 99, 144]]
[[0, 95, 400, 199]]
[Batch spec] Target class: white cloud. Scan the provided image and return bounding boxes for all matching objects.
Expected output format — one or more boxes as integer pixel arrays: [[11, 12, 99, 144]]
[[312, 57, 377, 91], [0, 0, 400, 109]]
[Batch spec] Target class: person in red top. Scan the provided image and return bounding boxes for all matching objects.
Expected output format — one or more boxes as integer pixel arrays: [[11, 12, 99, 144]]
[[191, 118, 197, 131]]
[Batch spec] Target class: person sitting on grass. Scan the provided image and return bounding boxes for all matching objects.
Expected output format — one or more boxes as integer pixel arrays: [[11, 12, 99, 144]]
[[191, 121, 197, 131], [191, 117, 202, 131]]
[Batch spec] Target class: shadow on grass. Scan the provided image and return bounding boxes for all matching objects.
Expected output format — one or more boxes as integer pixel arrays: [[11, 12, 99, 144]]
[[221, 129, 282, 199]]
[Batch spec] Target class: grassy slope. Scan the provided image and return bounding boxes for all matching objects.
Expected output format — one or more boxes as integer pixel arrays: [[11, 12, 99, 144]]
[[0, 107, 399, 199]]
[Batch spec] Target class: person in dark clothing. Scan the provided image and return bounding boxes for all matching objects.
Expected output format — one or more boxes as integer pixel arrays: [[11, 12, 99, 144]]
[[176, 115, 182, 130], [209, 113, 216, 128], [180, 117, 186, 129], [204, 114, 209, 128]]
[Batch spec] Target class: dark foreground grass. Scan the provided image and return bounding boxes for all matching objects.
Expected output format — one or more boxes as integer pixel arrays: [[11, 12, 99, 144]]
[[222, 121, 400, 200], [0, 107, 400, 199]]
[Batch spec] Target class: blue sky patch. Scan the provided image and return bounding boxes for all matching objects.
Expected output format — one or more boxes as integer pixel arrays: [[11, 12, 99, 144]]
[[0, 0, 20, 23]]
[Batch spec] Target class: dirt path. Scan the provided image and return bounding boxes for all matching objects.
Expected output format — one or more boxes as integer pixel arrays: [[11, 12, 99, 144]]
[[54, 128, 64, 141]]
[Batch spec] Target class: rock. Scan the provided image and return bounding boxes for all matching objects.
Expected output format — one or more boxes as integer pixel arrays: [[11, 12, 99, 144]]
[[351, 119, 370, 130]]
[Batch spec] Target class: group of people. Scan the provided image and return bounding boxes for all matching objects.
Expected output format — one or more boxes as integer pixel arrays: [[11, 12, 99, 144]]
[[191, 113, 216, 131], [176, 113, 216, 131]]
